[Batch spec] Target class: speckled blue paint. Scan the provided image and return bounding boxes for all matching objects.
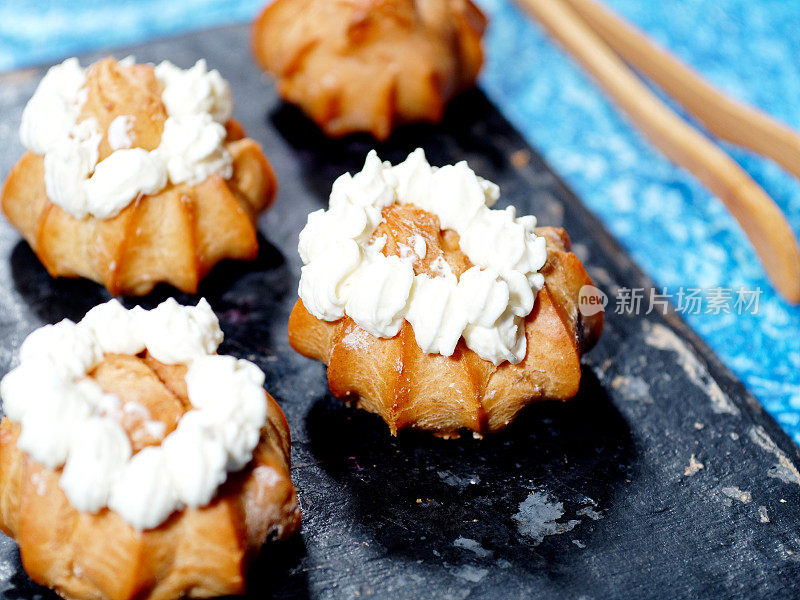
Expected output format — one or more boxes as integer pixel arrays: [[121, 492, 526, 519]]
[[476, 0, 800, 443], [0, 1, 265, 72], [0, 0, 799, 442]]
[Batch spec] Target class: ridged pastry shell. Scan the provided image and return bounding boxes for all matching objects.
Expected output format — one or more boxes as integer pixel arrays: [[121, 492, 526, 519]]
[[252, 0, 487, 140], [1, 57, 277, 296], [0, 351, 300, 600], [288, 204, 604, 437]]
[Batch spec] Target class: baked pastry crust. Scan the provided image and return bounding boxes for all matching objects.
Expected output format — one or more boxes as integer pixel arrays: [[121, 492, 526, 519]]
[[252, 0, 487, 140], [1, 57, 277, 296], [289, 204, 603, 436], [0, 352, 300, 600]]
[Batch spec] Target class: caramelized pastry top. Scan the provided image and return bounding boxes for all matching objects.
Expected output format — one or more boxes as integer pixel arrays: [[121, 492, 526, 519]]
[[0, 299, 268, 530], [253, 0, 487, 139], [20, 57, 235, 219], [297, 149, 548, 365]]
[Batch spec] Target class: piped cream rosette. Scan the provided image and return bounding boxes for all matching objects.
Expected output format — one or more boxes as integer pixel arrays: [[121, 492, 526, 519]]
[[20, 57, 233, 220], [0, 299, 268, 530], [298, 149, 548, 366]]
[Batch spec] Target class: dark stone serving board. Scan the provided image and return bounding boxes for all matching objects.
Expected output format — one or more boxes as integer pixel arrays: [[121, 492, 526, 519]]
[[0, 24, 799, 600]]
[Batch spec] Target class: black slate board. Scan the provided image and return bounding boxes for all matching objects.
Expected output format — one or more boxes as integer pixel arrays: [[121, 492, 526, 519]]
[[1, 24, 800, 600]]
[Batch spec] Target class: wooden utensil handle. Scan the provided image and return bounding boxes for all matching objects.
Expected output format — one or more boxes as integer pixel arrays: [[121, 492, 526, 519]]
[[561, 0, 800, 184], [515, 0, 800, 303]]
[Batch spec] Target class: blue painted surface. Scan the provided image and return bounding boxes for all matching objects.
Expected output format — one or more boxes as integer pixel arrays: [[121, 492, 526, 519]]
[[477, 0, 800, 442], [0, 1, 265, 72], [1, 1, 799, 441]]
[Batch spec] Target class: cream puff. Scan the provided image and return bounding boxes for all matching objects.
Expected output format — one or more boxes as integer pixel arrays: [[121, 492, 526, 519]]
[[288, 149, 603, 437], [2, 57, 276, 295], [0, 299, 300, 599]]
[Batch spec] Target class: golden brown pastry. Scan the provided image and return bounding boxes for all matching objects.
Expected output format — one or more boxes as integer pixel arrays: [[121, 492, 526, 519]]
[[252, 0, 487, 140], [2, 57, 276, 296], [288, 150, 603, 437], [0, 299, 300, 599]]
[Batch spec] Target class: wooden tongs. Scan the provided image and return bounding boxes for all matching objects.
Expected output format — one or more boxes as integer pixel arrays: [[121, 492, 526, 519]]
[[515, 0, 800, 303]]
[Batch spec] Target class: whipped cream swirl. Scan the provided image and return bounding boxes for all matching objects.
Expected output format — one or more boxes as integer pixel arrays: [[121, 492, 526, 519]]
[[0, 299, 268, 530], [298, 149, 548, 365], [20, 57, 234, 220]]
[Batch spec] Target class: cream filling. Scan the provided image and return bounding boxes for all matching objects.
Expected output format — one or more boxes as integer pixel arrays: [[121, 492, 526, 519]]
[[19, 58, 234, 220], [0, 299, 268, 531], [298, 149, 547, 366], [107, 115, 133, 150]]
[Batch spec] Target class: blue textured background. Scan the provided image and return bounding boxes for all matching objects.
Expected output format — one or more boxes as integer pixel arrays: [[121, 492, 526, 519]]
[[1, 1, 799, 442]]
